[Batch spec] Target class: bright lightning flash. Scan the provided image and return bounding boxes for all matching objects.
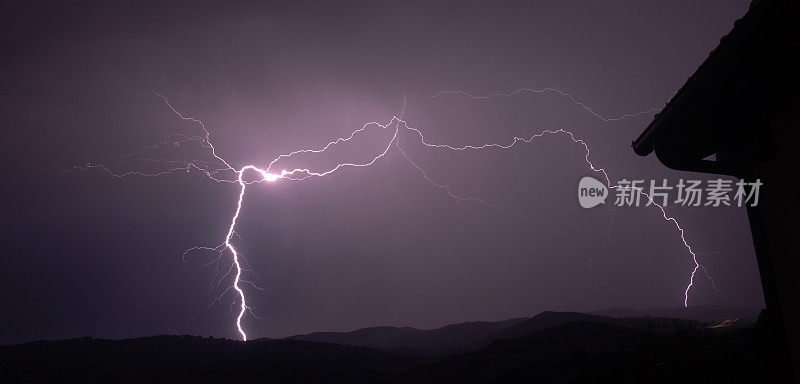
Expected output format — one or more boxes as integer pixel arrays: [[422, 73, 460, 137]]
[[71, 88, 720, 341]]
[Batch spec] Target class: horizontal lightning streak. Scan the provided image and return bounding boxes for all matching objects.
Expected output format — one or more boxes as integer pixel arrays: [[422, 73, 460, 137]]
[[427, 88, 661, 122], [76, 87, 717, 340]]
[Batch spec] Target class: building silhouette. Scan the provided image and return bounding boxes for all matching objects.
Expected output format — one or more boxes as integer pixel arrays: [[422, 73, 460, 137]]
[[633, 0, 800, 381]]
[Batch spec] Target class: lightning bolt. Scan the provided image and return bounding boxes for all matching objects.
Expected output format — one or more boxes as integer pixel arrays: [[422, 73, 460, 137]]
[[69, 87, 719, 340], [426, 88, 661, 121]]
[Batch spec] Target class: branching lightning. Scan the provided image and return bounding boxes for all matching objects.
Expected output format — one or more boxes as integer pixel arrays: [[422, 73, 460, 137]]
[[70, 87, 719, 341]]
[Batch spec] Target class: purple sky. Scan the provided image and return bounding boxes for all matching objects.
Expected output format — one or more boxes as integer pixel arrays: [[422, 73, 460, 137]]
[[0, 0, 762, 343]]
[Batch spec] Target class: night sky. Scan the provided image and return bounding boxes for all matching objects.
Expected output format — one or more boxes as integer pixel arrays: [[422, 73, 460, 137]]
[[0, 0, 763, 343]]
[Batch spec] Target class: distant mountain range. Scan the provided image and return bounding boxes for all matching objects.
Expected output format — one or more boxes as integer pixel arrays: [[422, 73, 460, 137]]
[[589, 305, 762, 324], [285, 305, 756, 354], [284, 317, 528, 354], [1, 306, 773, 383]]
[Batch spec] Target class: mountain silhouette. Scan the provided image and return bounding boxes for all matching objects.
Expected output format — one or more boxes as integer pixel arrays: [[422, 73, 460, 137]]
[[288, 310, 706, 353], [0, 309, 776, 383], [399, 321, 640, 382], [285, 317, 527, 354], [590, 305, 761, 325]]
